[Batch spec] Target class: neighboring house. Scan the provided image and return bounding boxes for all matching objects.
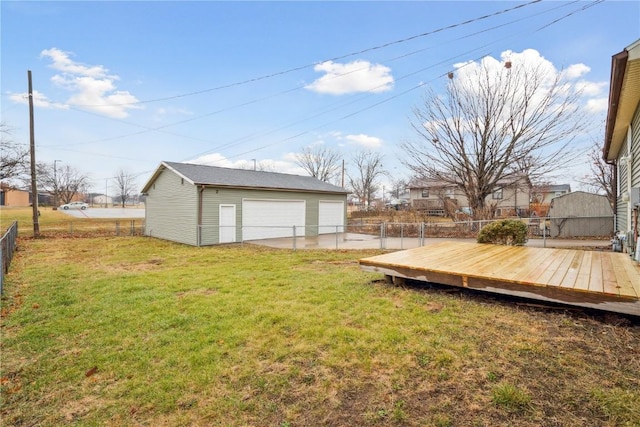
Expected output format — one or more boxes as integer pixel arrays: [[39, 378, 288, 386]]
[[531, 184, 571, 204], [408, 177, 530, 217], [530, 184, 571, 217], [603, 38, 640, 259], [91, 194, 113, 206], [0, 184, 29, 207], [546, 192, 614, 238], [408, 179, 465, 216], [141, 161, 349, 246]]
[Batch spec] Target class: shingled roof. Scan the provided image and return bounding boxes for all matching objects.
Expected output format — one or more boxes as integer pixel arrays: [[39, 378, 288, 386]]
[[142, 161, 348, 194]]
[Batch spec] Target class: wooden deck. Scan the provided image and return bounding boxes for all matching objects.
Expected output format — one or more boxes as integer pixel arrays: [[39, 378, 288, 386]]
[[359, 241, 640, 316]]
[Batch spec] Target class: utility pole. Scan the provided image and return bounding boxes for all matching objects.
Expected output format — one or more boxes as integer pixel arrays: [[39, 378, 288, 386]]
[[28, 70, 40, 237]]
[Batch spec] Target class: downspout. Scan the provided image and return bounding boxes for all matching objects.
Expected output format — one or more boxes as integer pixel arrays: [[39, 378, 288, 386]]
[[197, 185, 205, 247], [605, 157, 618, 233]]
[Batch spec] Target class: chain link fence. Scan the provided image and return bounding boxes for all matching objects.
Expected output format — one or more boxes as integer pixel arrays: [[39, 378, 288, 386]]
[[12, 220, 146, 238], [1, 221, 19, 294], [232, 216, 614, 250]]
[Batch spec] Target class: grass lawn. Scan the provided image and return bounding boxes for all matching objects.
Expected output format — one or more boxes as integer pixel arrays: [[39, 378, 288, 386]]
[[1, 234, 639, 426]]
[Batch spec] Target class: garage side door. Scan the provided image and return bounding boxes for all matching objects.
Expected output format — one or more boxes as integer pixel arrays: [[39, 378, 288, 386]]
[[319, 201, 345, 234], [242, 199, 305, 241]]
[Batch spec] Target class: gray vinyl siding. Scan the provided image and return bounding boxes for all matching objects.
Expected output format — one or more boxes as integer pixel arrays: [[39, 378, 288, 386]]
[[144, 169, 199, 245], [617, 136, 629, 232], [632, 105, 640, 189], [198, 187, 346, 246]]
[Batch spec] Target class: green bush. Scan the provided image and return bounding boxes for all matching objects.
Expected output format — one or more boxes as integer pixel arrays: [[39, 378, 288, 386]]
[[477, 219, 527, 246]]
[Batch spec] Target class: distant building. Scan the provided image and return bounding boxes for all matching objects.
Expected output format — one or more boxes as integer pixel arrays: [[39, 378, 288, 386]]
[[91, 194, 113, 206], [0, 184, 29, 207]]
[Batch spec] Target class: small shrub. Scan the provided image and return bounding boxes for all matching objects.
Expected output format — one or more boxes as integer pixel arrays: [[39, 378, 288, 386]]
[[477, 219, 527, 246]]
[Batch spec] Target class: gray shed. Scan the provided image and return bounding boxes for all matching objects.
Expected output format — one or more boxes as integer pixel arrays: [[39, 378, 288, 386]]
[[141, 161, 349, 246], [547, 191, 614, 238]]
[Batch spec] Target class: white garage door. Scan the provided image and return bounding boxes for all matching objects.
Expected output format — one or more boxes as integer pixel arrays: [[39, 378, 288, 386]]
[[319, 201, 345, 234], [242, 199, 305, 241]]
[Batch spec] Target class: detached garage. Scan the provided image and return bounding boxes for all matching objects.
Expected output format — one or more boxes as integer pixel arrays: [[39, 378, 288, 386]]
[[141, 161, 348, 246]]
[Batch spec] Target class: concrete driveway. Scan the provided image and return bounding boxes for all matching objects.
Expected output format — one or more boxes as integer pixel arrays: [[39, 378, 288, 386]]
[[57, 207, 145, 219], [248, 233, 612, 251]]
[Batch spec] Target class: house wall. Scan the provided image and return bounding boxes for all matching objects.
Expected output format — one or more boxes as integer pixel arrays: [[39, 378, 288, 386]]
[[410, 182, 530, 216], [198, 187, 346, 245], [0, 188, 30, 206], [144, 169, 199, 245], [493, 184, 530, 215], [409, 187, 468, 211], [616, 103, 640, 239]]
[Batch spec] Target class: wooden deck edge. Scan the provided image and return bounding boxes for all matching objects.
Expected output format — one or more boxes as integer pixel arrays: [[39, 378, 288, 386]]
[[360, 264, 640, 317]]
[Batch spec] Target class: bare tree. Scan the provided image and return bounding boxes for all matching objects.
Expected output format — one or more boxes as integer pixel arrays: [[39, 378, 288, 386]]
[[402, 56, 585, 220], [580, 142, 615, 207], [113, 169, 137, 208], [294, 145, 342, 183], [389, 178, 407, 199], [347, 151, 386, 208], [36, 163, 89, 205], [0, 123, 29, 184]]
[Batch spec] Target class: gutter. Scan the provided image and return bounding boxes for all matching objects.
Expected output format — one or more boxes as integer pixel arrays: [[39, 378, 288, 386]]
[[603, 50, 629, 162]]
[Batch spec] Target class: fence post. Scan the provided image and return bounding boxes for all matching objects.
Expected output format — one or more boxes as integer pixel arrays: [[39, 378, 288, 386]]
[[0, 236, 3, 295], [420, 222, 425, 246], [380, 222, 384, 250], [116, 220, 120, 236], [335, 225, 339, 250], [293, 225, 297, 252]]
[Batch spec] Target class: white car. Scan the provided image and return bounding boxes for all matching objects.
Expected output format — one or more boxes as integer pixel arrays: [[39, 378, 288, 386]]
[[59, 201, 89, 210]]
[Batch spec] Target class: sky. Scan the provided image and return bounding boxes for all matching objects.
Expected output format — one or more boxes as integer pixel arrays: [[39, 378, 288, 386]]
[[2, 0, 639, 196]]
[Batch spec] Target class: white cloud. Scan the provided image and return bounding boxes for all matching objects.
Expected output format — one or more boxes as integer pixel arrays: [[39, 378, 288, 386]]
[[188, 153, 305, 175], [41, 48, 108, 77], [450, 48, 605, 120], [305, 60, 394, 95], [562, 63, 590, 80], [575, 80, 607, 96], [39, 47, 142, 118], [8, 90, 68, 110], [585, 97, 608, 114], [345, 133, 383, 148], [189, 153, 236, 168]]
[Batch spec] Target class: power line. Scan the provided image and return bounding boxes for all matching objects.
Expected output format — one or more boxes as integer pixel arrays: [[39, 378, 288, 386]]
[[41, 0, 579, 150], [37, 0, 605, 185], [188, 0, 606, 162], [67, 0, 543, 107]]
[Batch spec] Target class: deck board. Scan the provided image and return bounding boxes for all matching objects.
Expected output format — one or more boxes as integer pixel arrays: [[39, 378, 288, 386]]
[[360, 241, 640, 316]]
